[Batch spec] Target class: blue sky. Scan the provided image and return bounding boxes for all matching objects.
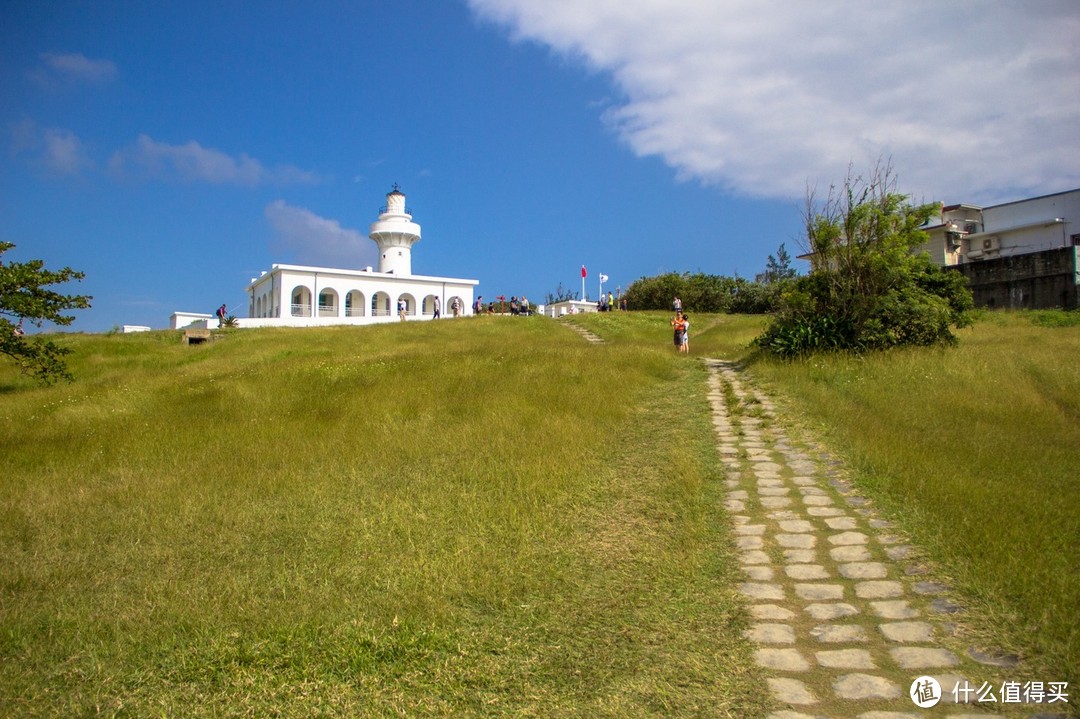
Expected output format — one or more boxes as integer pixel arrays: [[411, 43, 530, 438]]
[[3, 1, 1078, 332]]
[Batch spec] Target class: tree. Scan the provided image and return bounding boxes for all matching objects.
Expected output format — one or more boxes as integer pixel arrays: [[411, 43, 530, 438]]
[[0, 242, 92, 383], [545, 282, 579, 304], [755, 243, 798, 285], [622, 272, 779, 314], [755, 162, 972, 357]]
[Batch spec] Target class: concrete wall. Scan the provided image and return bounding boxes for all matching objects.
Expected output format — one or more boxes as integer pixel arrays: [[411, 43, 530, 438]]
[[951, 247, 1078, 310]]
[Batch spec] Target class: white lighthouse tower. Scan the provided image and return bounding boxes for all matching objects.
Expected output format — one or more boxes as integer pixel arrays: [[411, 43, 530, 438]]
[[369, 184, 421, 275]]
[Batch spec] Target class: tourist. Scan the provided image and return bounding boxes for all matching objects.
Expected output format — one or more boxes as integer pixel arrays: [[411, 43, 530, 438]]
[[681, 314, 690, 354], [398, 298, 407, 322], [13, 319, 25, 337], [671, 311, 686, 351], [451, 297, 461, 317], [673, 296, 682, 313], [433, 296, 441, 319]]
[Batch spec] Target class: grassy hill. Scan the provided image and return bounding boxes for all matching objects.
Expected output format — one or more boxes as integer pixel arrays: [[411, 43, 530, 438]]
[[0, 311, 1076, 716], [0, 315, 768, 717]]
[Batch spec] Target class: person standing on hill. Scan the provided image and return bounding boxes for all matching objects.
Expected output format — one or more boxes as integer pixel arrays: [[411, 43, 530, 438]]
[[433, 296, 441, 319], [680, 314, 690, 354], [671, 311, 686, 351]]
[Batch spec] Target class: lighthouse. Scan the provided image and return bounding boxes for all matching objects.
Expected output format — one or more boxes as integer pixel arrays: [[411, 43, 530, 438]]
[[369, 184, 421, 275], [239, 185, 478, 328]]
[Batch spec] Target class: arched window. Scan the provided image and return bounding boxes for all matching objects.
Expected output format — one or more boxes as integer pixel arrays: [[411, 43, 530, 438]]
[[372, 291, 391, 316], [291, 286, 312, 317], [318, 288, 339, 317], [397, 293, 417, 316], [346, 290, 366, 317]]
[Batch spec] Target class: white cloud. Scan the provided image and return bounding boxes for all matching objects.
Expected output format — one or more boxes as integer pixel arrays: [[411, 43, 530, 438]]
[[109, 134, 319, 186], [469, 0, 1080, 204], [37, 52, 117, 84], [265, 200, 377, 268], [41, 128, 92, 175], [7, 120, 91, 176]]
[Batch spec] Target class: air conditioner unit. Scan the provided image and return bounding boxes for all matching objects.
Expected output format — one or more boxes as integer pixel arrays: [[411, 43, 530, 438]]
[[982, 236, 1000, 252]]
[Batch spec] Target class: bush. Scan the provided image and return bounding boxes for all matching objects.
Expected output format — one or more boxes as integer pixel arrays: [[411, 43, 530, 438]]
[[623, 272, 779, 314], [756, 163, 973, 357]]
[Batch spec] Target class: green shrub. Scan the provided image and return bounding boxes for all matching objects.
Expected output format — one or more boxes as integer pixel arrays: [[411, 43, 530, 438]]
[[1029, 308, 1080, 327], [756, 163, 972, 357], [623, 272, 779, 314]]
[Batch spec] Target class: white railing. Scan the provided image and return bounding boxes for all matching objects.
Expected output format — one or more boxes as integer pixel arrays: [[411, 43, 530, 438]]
[[291, 303, 311, 317], [318, 305, 338, 317]]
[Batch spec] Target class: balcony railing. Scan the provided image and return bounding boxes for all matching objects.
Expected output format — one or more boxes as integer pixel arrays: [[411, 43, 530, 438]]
[[290, 303, 311, 317]]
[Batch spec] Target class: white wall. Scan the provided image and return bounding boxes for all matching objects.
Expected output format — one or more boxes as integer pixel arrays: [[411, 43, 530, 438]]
[[983, 189, 1078, 257], [244, 264, 478, 325], [545, 300, 598, 317], [170, 312, 215, 329]]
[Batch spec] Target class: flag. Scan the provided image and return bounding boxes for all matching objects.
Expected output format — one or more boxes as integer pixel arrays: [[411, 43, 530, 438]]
[[581, 265, 587, 278], [599, 273, 609, 283]]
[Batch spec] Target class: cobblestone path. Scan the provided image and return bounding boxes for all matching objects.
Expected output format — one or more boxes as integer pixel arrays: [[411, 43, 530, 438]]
[[706, 359, 1068, 719], [558, 317, 605, 344]]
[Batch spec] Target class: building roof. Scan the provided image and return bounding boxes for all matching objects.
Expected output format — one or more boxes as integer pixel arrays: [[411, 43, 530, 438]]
[[246, 263, 478, 290]]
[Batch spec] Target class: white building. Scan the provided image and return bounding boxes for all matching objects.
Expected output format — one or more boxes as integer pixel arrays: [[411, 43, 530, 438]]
[[184, 186, 478, 329], [544, 300, 599, 317], [920, 188, 1078, 266], [793, 188, 1079, 310], [918, 188, 1079, 309]]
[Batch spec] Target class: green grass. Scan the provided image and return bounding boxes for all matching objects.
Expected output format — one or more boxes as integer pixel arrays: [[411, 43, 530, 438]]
[[0, 317, 766, 717], [747, 309, 1080, 686]]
